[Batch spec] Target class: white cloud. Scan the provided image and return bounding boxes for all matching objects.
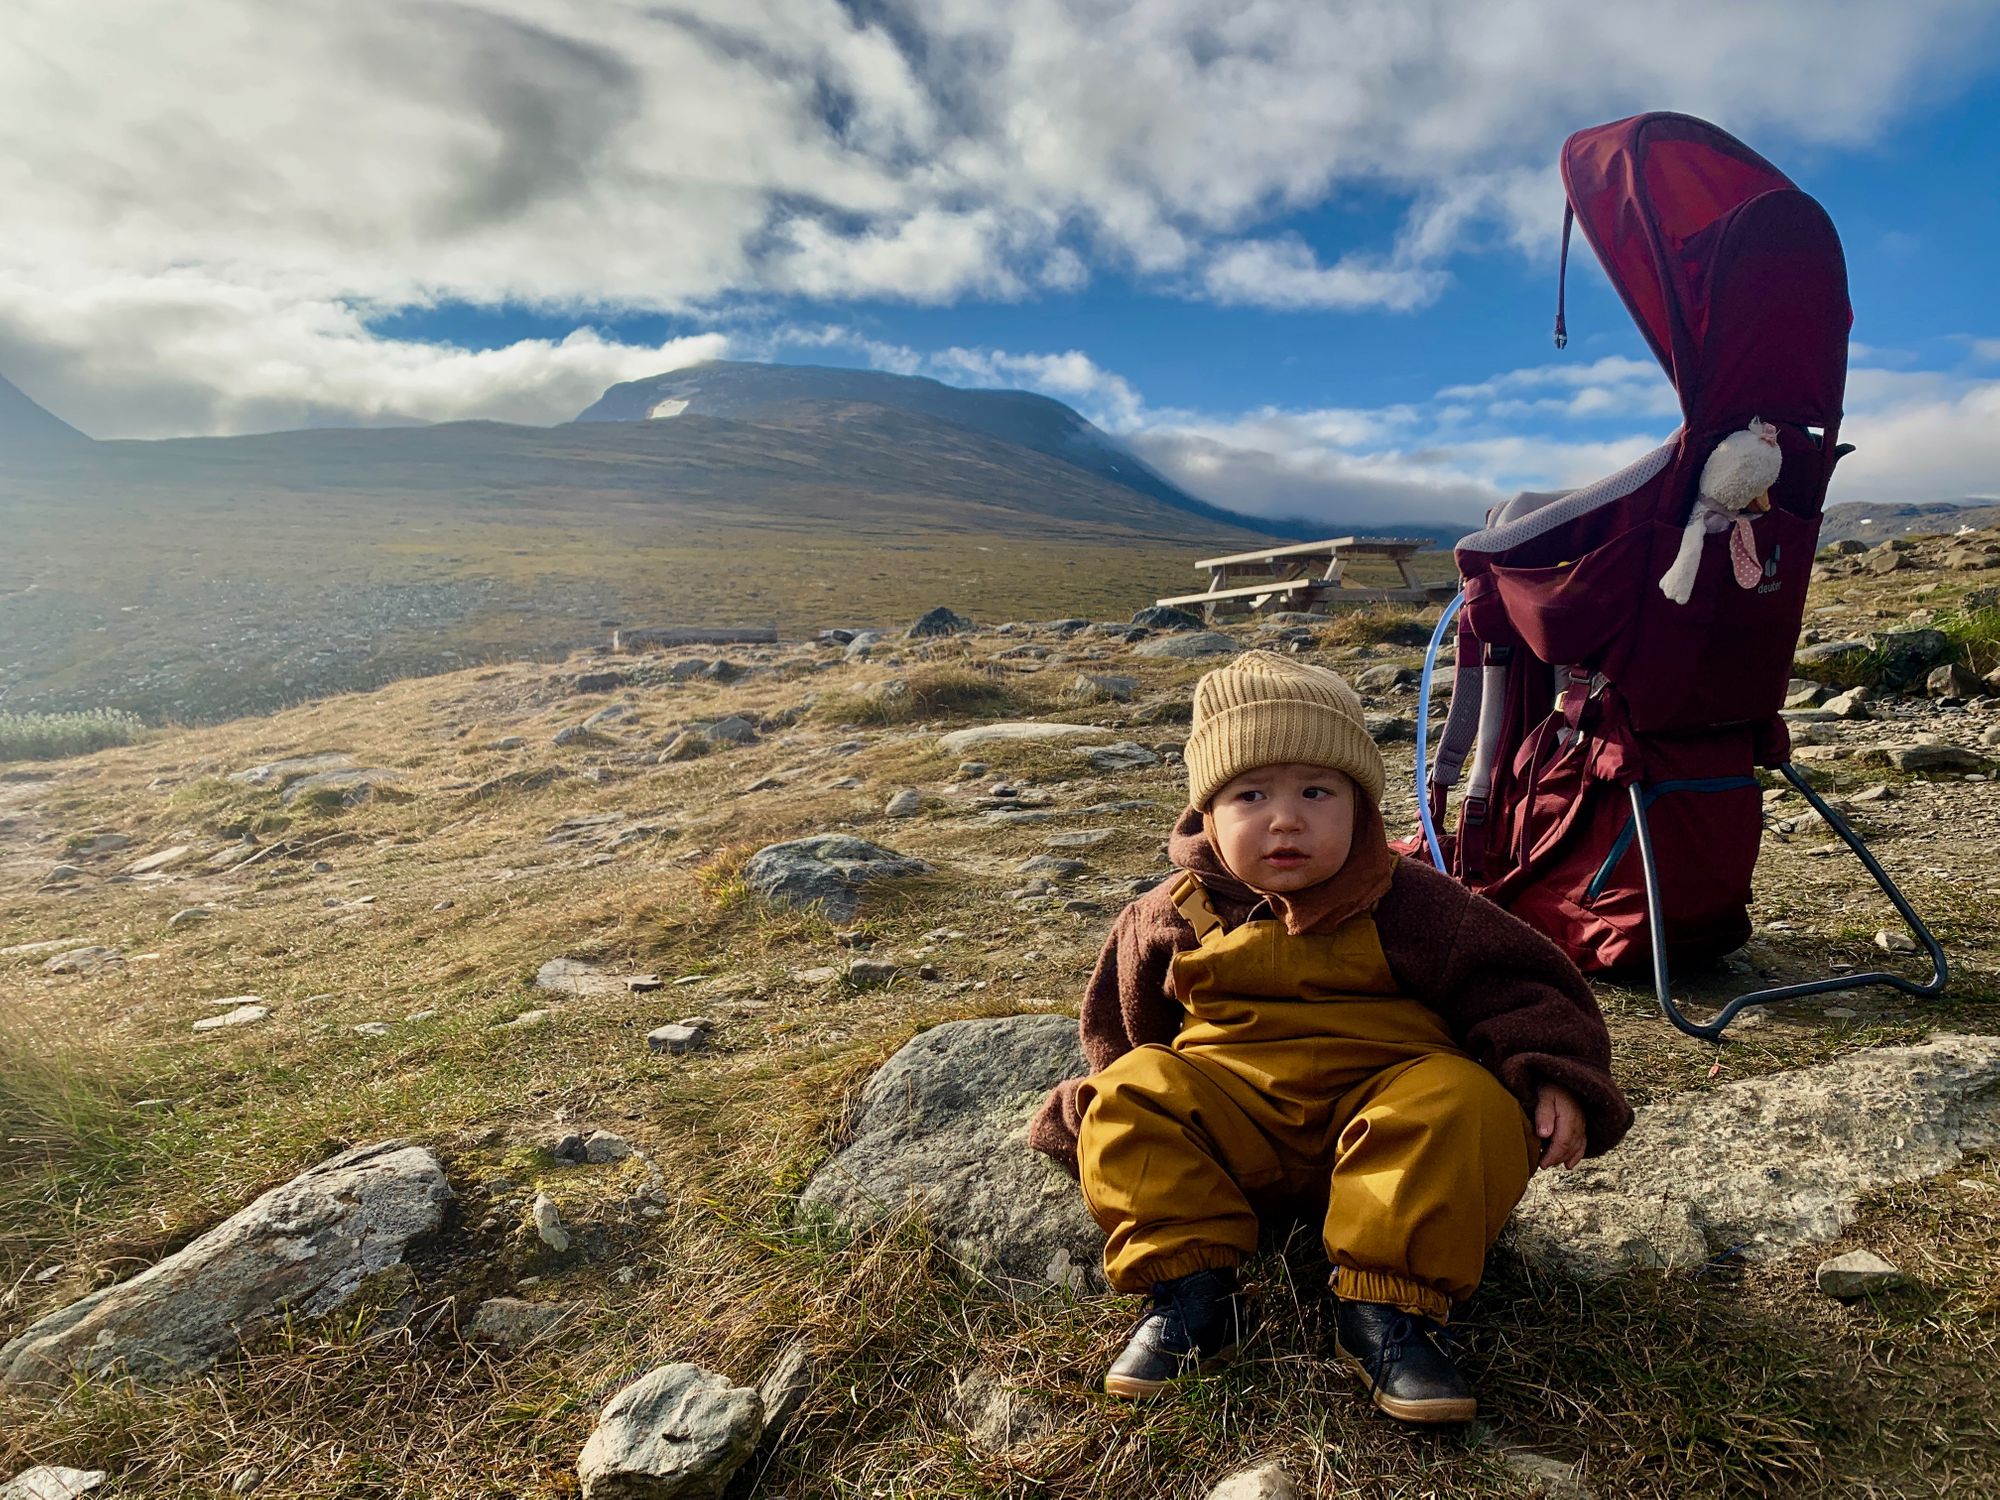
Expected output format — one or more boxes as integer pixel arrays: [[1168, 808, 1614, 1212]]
[[1831, 372, 2000, 502], [0, 267, 727, 437], [1201, 237, 1447, 312], [4, 0, 1995, 432]]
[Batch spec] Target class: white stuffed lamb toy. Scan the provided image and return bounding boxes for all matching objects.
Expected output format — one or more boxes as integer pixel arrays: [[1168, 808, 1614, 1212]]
[[1658, 418, 1782, 604]]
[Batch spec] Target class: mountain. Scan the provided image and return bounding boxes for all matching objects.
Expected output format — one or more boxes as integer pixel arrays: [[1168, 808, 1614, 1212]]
[[1819, 499, 2000, 545], [2, 379, 1286, 723], [574, 359, 1305, 538], [0, 372, 90, 450]]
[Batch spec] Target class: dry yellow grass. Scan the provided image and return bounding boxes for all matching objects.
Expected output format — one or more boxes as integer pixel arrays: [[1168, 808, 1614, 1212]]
[[1, 580, 1996, 1498]]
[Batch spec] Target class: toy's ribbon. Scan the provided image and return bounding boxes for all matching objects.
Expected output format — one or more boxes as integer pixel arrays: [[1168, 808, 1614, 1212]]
[[1729, 516, 1762, 588]]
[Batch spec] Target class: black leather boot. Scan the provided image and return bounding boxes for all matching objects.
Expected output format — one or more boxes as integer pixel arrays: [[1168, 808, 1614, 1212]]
[[1102, 1267, 1246, 1398], [1332, 1298, 1476, 1424]]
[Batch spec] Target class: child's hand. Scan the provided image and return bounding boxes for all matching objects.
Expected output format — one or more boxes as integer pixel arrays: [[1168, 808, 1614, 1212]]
[[1533, 1083, 1586, 1171]]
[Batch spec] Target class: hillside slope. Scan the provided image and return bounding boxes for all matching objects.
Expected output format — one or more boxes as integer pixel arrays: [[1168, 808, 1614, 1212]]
[[3, 400, 1277, 723], [0, 372, 90, 449]]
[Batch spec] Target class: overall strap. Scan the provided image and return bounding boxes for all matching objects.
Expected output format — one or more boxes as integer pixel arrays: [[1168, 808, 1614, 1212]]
[[1169, 874, 1225, 942]]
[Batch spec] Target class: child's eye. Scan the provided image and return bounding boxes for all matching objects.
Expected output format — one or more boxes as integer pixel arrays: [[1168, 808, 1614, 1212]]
[[1236, 789, 1264, 803], [1304, 785, 1335, 799]]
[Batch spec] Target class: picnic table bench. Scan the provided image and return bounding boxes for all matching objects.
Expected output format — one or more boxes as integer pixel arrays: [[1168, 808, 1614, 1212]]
[[1157, 536, 1456, 620]]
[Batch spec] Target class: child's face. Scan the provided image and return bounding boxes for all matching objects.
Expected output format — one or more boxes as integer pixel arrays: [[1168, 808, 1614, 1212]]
[[1207, 762, 1356, 894]]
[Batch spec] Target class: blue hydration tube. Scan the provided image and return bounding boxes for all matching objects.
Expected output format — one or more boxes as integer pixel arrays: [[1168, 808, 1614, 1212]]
[[1414, 589, 1466, 870]]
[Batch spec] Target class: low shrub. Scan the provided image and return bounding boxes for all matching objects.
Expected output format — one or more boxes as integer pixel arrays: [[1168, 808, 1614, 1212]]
[[0, 708, 146, 761]]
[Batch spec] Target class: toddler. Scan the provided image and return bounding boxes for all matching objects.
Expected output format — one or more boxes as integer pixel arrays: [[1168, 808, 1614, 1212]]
[[1029, 651, 1632, 1423]]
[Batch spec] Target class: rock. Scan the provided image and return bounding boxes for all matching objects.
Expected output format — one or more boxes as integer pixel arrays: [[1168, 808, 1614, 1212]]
[[667, 659, 711, 681], [1821, 689, 1872, 720], [584, 1130, 635, 1164], [1869, 743, 1990, 774], [1068, 672, 1137, 702], [577, 1363, 763, 1500], [796, 1015, 1105, 1294], [701, 660, 743, 685], [791, 966, 842, 985], [466, 1296, 574, 1348], [124, 845, 193, 875], [279, 768, 405, 807], [228, 753, 356, 788], [843, 631, 884, 661], [1510, 1035, 2000, 1279], [486, 736, 527, 750], [705, 716, 759, 745], [846, 958, 900, 988], [906, 606, 975, 638], [1015, 855, 1086, 879], [352, 1022, 392, 1038], [193, 1004, 270, 1032], [884, 788, 923, 818], [1365, 713, 1417, 744], [0, 1469, 108, 1500], [41, 863, 87, 884], [1869, 628, 1950, 689], [531, 1194, 571, 1253], [1045, 829, 1111, 849], [1204, 1462, 1301, 1500], [1865, 549, 1908, 575], [1815, 1249, 1906, 1299], [755, 1338, 814, 1438], [536, 958, 631, 998], [41, 946, 122, 975], [741, 836, 930, 923], [1134, 631, 1239, 659], [573, 671, 628, 693], [167, 905, 215, 928], [1355, 664, 1413, 691], [1794, 640, 1871, 681], [1487, 1447, 1593, 1500], [497, 1009, 551, 1031], [1079, 740, 1159, 772], [648, 1023, 710, 1055], [584, 705, 638, 729], [1130, 605, 1206, 631], [955, 1366, 1057, 1453], [1783, 679, 1826, 709], [1874, 928, 1919, 955], [0, 1141, 450, 1388], [1927, 662, 1982, 698], [936, 721, 1114, 753], [658, 731, 713, 762]]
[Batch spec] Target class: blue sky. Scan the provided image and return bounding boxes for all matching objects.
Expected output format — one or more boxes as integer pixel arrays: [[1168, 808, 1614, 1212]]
[[6, 1, 2000, 525]]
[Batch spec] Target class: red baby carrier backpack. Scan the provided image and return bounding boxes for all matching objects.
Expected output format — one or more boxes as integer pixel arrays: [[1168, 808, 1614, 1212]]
[[1407, 113, 1945, 1039]]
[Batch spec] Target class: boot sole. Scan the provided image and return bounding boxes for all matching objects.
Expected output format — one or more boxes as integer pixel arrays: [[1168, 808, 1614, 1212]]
[[1333, 1337, 1477, 1425], [1102, 1342, 1238, 1399]]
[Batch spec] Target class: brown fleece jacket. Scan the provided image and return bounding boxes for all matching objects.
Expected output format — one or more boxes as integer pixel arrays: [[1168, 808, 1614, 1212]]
[[1026, 807, 1634, 1176]]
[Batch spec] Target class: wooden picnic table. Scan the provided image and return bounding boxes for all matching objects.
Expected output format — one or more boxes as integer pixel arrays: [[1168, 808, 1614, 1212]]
[[1157, 536, 1455, 620]]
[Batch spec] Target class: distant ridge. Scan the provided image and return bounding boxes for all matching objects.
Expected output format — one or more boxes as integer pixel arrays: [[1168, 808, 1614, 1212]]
[[575, 359, 1305, 539], [0, 372, 90, 449], [1819, 498, 2000, 544]]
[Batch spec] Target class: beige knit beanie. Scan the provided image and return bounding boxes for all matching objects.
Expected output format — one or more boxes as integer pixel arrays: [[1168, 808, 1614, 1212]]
[[1184, 650, 1384, 810]]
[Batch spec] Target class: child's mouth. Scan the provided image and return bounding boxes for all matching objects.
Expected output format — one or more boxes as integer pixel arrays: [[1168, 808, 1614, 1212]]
[[1263, 847, 1309, 867]]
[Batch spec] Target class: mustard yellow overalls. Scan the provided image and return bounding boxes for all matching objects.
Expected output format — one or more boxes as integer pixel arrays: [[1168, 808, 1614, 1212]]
[[1075, 877, 1537, 1318]]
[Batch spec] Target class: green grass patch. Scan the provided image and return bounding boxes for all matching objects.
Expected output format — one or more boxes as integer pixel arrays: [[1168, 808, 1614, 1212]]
[[812, 665, 1029, 726], [1935, 598, 2000, 677], [0, 709, 146, 762]]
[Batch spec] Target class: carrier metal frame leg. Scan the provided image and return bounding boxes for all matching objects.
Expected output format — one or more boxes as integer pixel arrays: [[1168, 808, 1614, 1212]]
[[1627, 764, 1949, 1041]]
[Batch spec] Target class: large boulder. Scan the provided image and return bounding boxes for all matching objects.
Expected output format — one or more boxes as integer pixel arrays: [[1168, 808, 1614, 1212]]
[[1869, 628, 1950, 689], [577, 1362, 763, 1499], [0, 1141, 450, 1388], [796, 1015, 1104, 1295], [741, 836, 930, 923], [1510, 1034, 2000, 1279]]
